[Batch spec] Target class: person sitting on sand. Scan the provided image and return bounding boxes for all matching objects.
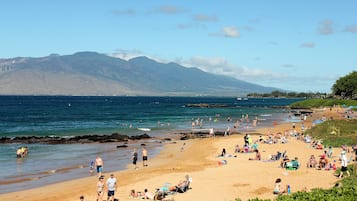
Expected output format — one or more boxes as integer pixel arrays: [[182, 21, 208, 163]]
[[273, 178, 286, 195], [288, 157, 300, 169], [142, 188, 154, 199], [243, 143, 250, 153], [318, 153, 328, 169], [234, 144, 241, 153], [251, 141, 258, 151], [220, 148, 226, 156], [280, 155, 290, 168], [306, 155, 317, 168], [129, 189, 138, 199], [249, 149, 261, 160], [270, 151, 282, 161], [168, 175, 191, 193], [280, 136, 287, 144]]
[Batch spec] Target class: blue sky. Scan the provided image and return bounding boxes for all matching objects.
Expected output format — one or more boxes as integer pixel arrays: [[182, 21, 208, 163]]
[[1, 1, 356, 92]]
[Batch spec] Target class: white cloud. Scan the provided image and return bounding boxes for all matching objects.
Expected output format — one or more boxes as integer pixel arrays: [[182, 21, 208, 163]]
[[110, 50, 335, 92], [110, 49, 168, 63], [222, 26, 240, 37], [318, 19, 334, 35], [176, 56, 287, 82]]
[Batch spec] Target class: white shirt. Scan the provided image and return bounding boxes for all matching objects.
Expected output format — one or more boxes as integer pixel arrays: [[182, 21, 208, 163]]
[[106, 177, 117, 191], [341, 154, 348, 167]]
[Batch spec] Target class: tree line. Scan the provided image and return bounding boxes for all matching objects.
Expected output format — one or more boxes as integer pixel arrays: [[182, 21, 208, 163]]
[[248, 71, 357, 100]]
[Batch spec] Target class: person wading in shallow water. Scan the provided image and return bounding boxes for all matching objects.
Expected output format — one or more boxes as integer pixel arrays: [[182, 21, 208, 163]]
[[95, 155, 104, 178], [132, 148, 138, 169], [142, 147, 148, 167]]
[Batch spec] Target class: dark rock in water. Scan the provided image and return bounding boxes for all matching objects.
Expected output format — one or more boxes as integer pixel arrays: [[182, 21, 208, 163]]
[[163, 138, 172, 141], [129, 133, 151, 140], [0, 133, 151, 144], [180, 135, 189, 140], [141, 144, 146, 146], [116, 144, 128, 148]]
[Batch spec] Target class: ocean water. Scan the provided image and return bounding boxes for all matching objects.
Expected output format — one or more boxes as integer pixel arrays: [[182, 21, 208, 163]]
[[0, 96, 301, 193]]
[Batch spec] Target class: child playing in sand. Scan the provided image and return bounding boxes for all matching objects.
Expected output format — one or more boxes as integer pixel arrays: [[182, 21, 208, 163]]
[[273, 178, 286, 195]]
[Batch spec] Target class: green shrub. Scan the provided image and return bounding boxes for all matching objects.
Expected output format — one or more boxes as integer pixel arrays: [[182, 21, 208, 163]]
[[304, 120, 357, 147], [290, 99, 357, 109]]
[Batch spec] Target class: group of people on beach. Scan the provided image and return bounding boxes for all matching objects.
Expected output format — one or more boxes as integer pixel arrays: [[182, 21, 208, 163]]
[[132, 147, 148, 170], [129, 174, 191, 201], [85, 147, 149, 201]]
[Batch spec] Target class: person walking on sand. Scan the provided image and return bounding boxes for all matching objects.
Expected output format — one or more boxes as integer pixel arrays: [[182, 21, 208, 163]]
[[142, 147, 148, 167], [106, 173, 117, 201], [95, 155, 104, 178], [338, 150, 350, 178], [96, 176, 105, 201], [132, 148, 138, 169]]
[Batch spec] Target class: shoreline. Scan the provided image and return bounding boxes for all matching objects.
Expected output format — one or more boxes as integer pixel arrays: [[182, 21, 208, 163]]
[[0, 111, 291, 194], [0, 107, 350, 201]]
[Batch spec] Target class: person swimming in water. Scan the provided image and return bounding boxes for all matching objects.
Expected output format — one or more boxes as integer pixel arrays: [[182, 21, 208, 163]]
[[16, 146, 28, 158]]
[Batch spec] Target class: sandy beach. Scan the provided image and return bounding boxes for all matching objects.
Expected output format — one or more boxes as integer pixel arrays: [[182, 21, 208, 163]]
[[0, 107, 351, 201]]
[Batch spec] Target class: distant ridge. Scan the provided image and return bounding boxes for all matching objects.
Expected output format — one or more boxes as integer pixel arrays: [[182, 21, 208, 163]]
[[0, 52, 278, 96]]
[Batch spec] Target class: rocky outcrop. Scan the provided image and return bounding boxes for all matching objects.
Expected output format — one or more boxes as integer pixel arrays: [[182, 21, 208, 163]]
[[0, 133, 151, 144]]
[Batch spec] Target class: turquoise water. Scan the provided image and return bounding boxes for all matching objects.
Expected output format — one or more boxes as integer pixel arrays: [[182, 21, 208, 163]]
[[0, 96, 301, 193]]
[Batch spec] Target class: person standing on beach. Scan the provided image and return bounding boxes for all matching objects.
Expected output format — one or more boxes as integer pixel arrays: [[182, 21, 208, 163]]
[[132, 148, 138, 169], [142, 147, 148, 167], [338, 151, 350, 178], [96, 176, 105, 201], [95, 155, 104, 178], [106, 173, 117, 201]]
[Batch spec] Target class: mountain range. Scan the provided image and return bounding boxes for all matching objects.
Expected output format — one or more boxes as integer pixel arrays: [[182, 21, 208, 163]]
[[0, 52, 278, 96]]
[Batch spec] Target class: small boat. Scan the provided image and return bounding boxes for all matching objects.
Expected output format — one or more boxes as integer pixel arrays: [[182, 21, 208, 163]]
[[138, 128, 151, 132], [237, 97, 248, 101]]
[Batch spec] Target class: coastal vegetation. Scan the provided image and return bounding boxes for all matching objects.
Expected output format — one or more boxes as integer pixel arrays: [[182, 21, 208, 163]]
[[305, 119, 357, 147], [290, 99, 357, 109], [332, 71, 357, 100], [247, 91, 327, 99]]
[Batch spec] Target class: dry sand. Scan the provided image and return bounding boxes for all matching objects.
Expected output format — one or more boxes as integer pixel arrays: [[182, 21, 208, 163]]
[[0, 107, 351, 201]]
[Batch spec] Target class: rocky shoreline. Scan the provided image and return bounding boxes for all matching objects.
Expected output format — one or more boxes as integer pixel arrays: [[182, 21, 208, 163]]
[[0, 129, 247, 144], [0, 133, 151, 144]]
